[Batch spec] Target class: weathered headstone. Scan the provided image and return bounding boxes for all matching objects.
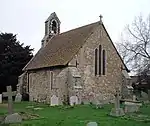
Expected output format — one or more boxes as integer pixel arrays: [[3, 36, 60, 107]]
[[133, 95, 136, 101], [70, 96, 78, 106], [110, 90, 125, 117], [0, 94, 2, 104], [87, 122, 98, 126], [141, 91, 149, 103], [50, 95, 59, 106], [2, 86, 16, 114], [92, 97, 103, 109], [15, 93, 22, 102], [122, 85, 133, 99], [4, 113, 22, 124]]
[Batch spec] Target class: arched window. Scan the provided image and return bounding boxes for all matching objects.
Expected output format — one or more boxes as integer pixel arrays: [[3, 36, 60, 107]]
[[102, 50, 106, 75], [95, 48, 98, 75], [52, 20, 57, 34], [94, 45, 106, 76], [99, 45, 102, 75], [50, 71, 54, 89]]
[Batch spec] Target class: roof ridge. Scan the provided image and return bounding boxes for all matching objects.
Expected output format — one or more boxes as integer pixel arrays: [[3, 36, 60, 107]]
[[58, 21, 99, 36]]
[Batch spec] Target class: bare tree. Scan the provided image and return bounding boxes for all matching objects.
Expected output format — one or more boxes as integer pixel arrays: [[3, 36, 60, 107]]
[[117, 14, 150, 72]]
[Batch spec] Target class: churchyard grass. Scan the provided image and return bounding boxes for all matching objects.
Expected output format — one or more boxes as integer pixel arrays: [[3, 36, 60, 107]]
[[0, 102, 150, 126]]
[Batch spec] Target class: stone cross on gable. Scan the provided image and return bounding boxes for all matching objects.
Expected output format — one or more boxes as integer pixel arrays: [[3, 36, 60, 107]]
[[2, 86, 17, 114], [99, 14, 103, 24]]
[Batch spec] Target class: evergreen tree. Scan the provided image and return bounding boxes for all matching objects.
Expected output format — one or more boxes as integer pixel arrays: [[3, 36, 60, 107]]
[[0, 33, 33, 93]]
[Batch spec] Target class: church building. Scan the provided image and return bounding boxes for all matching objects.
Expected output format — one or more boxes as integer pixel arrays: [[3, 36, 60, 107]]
[[18, 12, 129, 105]]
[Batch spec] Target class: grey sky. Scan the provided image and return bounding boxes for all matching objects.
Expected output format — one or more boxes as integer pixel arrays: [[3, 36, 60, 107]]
[[0, 0, 150, 53]]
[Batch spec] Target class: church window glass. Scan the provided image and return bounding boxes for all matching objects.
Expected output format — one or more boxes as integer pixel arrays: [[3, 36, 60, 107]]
[[95, 48, 98, 75], [99, 45, 102, 75], [50, 71, 54, 89], [52, 20, 57, 34], [102, 50, 106, 75]]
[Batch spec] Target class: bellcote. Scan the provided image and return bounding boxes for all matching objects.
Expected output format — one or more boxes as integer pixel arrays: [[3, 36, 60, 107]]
[[45, 12, 61, 35], [42, 12, 61, 47]]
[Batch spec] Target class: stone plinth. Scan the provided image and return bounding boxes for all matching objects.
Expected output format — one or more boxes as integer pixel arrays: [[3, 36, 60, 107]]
[[124, 101, 142, 113], [110, 108, 125, 117]]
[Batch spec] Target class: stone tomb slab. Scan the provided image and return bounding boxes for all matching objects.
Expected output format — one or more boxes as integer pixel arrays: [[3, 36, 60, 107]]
[[4, 113, 22, 124], [124, 101, 142, 113], [110, 108, 125, 117], [34, 107, 43, 110], [50, 95, 59, 106], [87, 122, 98, 126]]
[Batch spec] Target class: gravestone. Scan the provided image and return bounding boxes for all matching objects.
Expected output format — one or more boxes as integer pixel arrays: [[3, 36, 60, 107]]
[[2, 86, 16, 114], [70, 96, 78, 106], [4, 113, 22, 124], [110, 90, 125, 117], [50, 95, 59, 106], [87, 122, 98, 126], [2, 86, 22, 124], [141, 91, 149, 103], [133, 95, 136, 101], [92, 96, 104, 109], [15, 93, 22, 102], [0, 94, 2, 104]]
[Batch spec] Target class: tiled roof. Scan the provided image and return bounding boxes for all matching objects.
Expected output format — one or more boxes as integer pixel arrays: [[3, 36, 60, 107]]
[[23, 22, 99, 70]]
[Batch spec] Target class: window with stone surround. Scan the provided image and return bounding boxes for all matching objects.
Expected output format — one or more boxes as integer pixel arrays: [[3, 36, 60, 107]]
[[73, 77, 82, 89], [102, 49, 106, 75], [52, 20, 57, 34], [95, 45, 106, 76], [74, 77, 80, 86], [50, 71, 55, 89], [95, 48, 98, 75], [99, 45, 102, 75]]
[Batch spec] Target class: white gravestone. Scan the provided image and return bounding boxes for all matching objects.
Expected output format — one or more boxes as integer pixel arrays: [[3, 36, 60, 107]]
[[70, 96, 78, 106], [15, 93, 22, 102], [133, 95, 136, 101], [50, 95, 59, 106], [0, 94, 2, 103], [87, 122, 98, 126]]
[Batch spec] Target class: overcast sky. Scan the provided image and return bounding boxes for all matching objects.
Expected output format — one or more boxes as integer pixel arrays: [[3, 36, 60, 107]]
[[0, 0, 150, 53]]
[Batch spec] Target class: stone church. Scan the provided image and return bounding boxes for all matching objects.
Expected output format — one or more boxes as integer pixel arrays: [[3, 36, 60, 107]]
[[18, 12, 130, 105]]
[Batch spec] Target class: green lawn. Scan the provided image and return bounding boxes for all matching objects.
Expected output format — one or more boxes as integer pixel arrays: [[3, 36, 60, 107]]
[[0, 102, 150, 126]]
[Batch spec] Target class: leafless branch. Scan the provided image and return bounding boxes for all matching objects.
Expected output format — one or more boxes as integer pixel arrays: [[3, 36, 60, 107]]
[[117, 14, 150, 73]]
